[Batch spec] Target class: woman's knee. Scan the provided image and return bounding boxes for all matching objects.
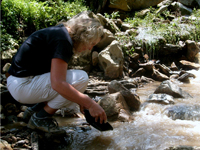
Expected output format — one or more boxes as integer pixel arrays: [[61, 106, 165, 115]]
[[67, 70, 89, 92]]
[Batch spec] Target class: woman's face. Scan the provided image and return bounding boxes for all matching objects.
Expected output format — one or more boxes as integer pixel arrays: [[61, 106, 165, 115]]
[[75, 38, 101, 53]]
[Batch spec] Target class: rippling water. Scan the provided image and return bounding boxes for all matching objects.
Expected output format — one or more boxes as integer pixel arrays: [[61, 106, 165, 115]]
[[57, 69, 200, 150]]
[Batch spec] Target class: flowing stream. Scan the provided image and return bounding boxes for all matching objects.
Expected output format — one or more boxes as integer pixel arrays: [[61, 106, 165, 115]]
[[56, 67, 200, 150]]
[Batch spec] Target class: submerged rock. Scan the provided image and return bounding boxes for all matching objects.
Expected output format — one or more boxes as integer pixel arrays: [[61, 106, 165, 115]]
[[165, 145, 200, 150], [164, 104, 200, 121], [147, 93, 174, 104]]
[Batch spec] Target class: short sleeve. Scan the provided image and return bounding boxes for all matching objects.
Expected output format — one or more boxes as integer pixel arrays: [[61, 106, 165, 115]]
[[53, 40, 74, 63]]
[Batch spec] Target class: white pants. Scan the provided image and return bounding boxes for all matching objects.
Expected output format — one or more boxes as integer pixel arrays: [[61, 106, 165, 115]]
[[7, 70, 89, 110]]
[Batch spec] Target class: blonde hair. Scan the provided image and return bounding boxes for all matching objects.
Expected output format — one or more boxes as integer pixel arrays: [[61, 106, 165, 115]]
[[59, 17, 105, 52]]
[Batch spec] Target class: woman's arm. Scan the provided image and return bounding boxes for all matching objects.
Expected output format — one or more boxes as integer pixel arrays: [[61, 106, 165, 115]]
[[50, 58, 107, 123]]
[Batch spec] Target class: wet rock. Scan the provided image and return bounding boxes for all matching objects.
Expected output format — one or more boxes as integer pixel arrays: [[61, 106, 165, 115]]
[[147, 94, 174, 104], [164, 104, 200, 121], [185, 40, 200, 62], [154, 80, 191, 98], [140, 76, 155, 83], [119, 80, 137, 89], [120, 90, 141, 111], [98, 92, 133, 122], [179, 60, 200, 70], [98, 93, 121, 117], [155, 64, 171, 77], [108, 80, 141, 111], [170, 62, 179, 71], [139, 61, 155, 72], [177, 72, 196, 83], [131, 68, 146, 77], [122, 82, 137, 89], [108, 80, 127, 93], [170, 74, 179, 80], [152, 69, 169, 81], [165, 145, 200, 150]]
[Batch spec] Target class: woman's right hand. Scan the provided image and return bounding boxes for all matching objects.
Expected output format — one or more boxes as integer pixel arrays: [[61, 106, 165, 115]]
[[88, 103, 107, 124]]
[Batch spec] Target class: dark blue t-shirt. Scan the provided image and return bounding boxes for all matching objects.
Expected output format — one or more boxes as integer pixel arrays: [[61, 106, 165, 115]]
[[8, 24, 73, 77]]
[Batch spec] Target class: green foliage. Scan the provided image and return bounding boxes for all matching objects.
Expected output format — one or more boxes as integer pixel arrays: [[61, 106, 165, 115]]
[[0, 23, 18, 52], [1, 0, 88, 51], [104, 11, 120, 19], [189, 9, 200, 41], [123, 8, 200, 58]]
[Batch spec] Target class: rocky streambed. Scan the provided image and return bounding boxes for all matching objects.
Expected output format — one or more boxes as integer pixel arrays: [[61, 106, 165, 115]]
[[1, 0, 200, 149], [1, 65, 200, 150]]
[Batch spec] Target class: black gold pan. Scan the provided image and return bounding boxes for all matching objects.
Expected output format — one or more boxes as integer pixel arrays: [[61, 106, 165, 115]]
[[84, 109, 113, 132]]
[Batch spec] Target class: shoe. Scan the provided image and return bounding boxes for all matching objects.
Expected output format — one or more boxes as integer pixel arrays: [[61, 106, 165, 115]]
[[27, 113, 66, 136], [23, 107, 35, 123]]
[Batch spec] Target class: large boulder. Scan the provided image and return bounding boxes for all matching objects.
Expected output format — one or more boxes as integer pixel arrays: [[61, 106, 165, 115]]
[[108, 0, 163, 11], [98, 40, 124, 79]]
